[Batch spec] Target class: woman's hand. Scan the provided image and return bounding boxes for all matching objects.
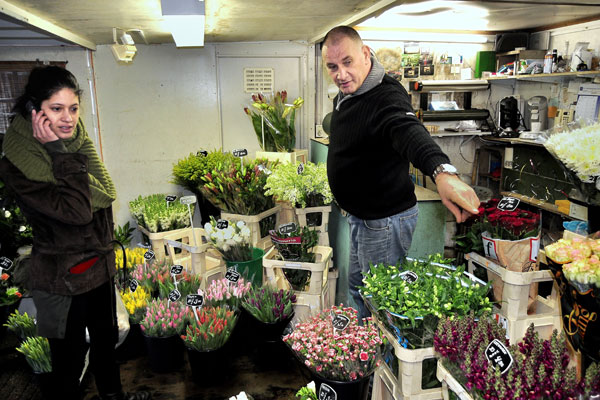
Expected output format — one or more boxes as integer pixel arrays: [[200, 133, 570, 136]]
[[31, 109, 59, 144]]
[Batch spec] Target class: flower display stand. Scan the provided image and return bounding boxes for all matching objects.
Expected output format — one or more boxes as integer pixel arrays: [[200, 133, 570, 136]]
[[255, 149, 308, 164], [221, 205, 281, 250], [137, 225, 192, 261], [263, 245, 333, 322], [465, 252, 561, 343], [163, 228, 226, 290], [436, 361, 473, 400], [371, 314, 443, 400], [295, 205, 331, 246]]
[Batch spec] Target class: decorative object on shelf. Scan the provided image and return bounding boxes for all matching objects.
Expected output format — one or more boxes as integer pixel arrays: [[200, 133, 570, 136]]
[[3, 309, 36, 341], [244, 91, 304, 152], [434, 313, 600, 399], [360, 255, 492, 348], [269, 225, 319, 291], [283, 305, 381, 382], [129, 193, 193, 233]]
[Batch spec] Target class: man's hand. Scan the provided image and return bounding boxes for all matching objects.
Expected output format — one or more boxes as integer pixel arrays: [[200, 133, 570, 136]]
[[435, 173, 480, 223]]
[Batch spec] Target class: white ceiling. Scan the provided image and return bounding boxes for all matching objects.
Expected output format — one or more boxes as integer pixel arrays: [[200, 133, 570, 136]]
[[0, 0, 600, 49]]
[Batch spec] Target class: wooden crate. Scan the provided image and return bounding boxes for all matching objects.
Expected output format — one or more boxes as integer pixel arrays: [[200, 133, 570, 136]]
[[255, 149, 308, 164], [295, 205, 331, 246], [221, 205, 281, 250]]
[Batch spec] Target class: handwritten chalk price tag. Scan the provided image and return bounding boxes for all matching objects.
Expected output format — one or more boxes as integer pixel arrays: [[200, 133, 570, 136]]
[[318, 383, 337, 400], [331, 314, 350, 332], [186, 294, 204, 307], [144, 250, 155, 261], [225, 269, 241, 283], [399, 271, 419, 284], [168, 289, 182, 302], [170, 265, 184, 275], [485, 339, 513, 375], [0, 257, 13, 270], [297, 163, 304, 175], [232, 148, 248, 157], [180, 195, 197, 205], [278, 222, 297, 235], [197, 150, 208, 157], [129, 279, 139, 293], [216, 219, 229, 229], [165, 195, 177, 203], [497, 197, 520, 211]]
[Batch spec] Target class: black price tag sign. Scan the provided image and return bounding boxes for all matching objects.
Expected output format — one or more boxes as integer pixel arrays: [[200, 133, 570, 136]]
[[0, 256, 13, 270], [297, 163, 304, 175], [186, 294, 204, 307], [399, 271, 419, 284], [129, 279, 139, 293], [225, 269, 241, 283], [318, 383, 337, 400], [331, 314, 350, 332], [233, 148, 248, 157], [143, 250, 155, 261], [197, 150, 208, 157], [497, 197, 520, 211], [170, 265, 184, 275], [168, 289, 182, 302], [165, 195, 177, 202], [216, 219, 229, 229], [278, 222, 297, 235], [485, 339, 513, 375]]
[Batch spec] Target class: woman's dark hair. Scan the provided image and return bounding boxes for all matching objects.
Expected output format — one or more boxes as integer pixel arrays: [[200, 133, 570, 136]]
[[13, 66, 82, 118]]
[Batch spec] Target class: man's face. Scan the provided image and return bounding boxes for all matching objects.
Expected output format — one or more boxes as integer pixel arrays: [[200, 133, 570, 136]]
[[322, 36, 371, 95]]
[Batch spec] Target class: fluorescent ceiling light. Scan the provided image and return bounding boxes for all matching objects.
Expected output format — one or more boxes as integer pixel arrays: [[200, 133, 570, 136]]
[[359, 30, 489, 44], [161, 0, 205, 47]]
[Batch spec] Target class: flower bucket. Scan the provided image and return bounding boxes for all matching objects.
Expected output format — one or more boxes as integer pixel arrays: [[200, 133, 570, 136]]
[[186, 343, 231, 386], [33, 371, 54, 398], [225, 247, 264, 287], [247, 310, 295, 368], [142, 333, 184, 373], [311, 372, 372, 400]]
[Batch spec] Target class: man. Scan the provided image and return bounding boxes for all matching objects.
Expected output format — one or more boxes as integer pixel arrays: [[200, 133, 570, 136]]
[[322, 26, 480, 319]]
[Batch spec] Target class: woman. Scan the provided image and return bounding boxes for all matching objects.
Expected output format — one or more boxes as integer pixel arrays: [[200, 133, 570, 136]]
[[0, 66, 149, 400]]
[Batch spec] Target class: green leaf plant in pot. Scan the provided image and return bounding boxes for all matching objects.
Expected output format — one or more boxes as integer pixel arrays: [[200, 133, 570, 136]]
[[269, 225, 319, 291]]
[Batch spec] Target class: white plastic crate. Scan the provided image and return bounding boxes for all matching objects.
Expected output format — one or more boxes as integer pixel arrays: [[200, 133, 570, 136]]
[[263, 246, 333, 296], [372, 315, 443, 400], [137, 225, 192, 261], [436, 361, 473, 400], [327, 266, 338, 307], [255, 149, 308, 164], [221, 205, 281, 250], [163, 228, 226, 290], [292, 284, 331, 324], [294, 205, 331, 246]]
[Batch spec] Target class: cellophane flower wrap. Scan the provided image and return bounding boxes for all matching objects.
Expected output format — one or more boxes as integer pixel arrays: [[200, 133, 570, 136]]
[[242, 285, 296, 323], [269, 225, 319, 290], [131, 259, 170, 296], [181, 306, 238, 352], [203, 277, 252, 309], [244, 91, 304, 152], [200, 158, 276, 215], [17, 336, 52, 373], [0, 271, 22, 306], [283, 305, 382, 382], [545, 236, 600, 287], [434, 312, 600, 399], [204, 217, 253, 262], [140, 298, 187, 337], [120, 286, 150, 324], [129, 193, 192, 233], [264, 161, 333, 208]]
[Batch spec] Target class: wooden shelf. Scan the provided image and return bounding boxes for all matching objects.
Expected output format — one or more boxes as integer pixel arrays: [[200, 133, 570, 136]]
[[488, 70, 600, 81], [500, 191, 584, 220], [483, 136, 546, 147]]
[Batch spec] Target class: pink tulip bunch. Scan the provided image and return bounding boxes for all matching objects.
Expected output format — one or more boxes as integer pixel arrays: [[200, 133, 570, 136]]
[[204, 277, 252, 308], [140, 298, 188, 337]]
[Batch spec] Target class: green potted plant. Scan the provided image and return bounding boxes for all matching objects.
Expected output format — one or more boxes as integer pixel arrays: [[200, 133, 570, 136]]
[[244, 91, 304, 153], [140, 298, 187, 373]]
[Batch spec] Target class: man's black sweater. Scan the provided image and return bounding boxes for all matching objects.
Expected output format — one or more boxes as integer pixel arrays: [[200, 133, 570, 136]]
[[327, 74, 450, 220]]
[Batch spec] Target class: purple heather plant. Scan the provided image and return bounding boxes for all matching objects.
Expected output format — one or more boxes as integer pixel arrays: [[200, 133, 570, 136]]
[[434, 313, 600, 400]]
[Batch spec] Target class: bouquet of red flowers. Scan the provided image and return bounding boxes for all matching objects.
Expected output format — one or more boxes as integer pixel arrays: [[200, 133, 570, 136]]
[[476, 198, 540, 241]]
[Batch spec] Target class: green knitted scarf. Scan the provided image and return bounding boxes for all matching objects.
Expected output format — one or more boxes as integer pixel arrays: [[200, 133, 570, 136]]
[[2, 114, 116, 211]]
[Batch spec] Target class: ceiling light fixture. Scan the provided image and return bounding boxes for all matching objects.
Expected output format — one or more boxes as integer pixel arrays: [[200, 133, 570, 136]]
[[161, 0, 205, 47], [359, 30, 490, 44], [111, 27, 137, 63]]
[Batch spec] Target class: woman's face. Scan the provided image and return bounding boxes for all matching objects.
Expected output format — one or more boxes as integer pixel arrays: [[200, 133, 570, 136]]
[[39, 88, 80, 139]]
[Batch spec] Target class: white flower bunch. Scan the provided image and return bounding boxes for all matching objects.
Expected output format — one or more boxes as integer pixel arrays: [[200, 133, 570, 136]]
[[204, 218, 253, 261], [545, 123, 600, 180]]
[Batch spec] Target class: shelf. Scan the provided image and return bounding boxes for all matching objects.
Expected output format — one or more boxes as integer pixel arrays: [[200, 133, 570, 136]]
[[483, 137, 546, 147], [500, 191, 584, 220], [488, 70, 600, 82], [430, 130, 493, 138]]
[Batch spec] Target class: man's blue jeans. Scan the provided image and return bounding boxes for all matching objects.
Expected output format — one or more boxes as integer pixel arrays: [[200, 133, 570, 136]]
[[348, 204, 419, 321]]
